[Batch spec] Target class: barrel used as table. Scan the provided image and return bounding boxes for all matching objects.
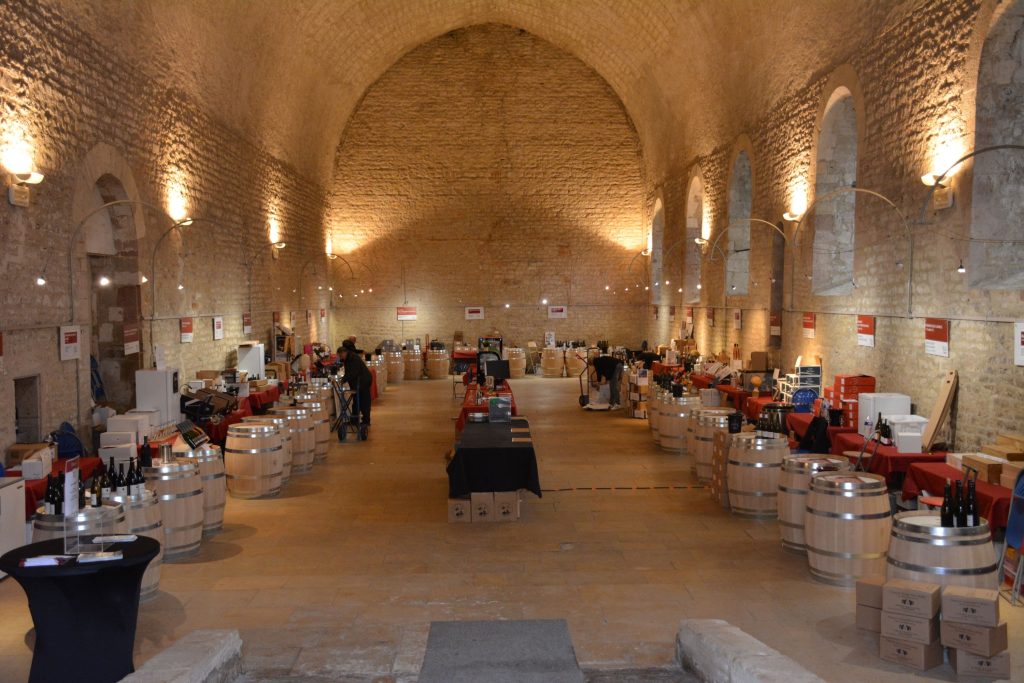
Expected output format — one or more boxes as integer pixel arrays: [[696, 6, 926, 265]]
[[385, 351, 404, 383], [886, 511, 1000, 589], [541, 348, 564, 378], [403, 349, 424, 380], [296, 397, 330, 463], [726, 432, 789, 519], [177, 444, 227, 535], [243, 414, 293, 485], [143, 461, 205, 561], [108, 490, 164, 600], [427, 349, 450, 378], [777, 455, 850, 554], [370, 356, 388, 389], [224, 423, 284, 499], [693, 408, 733, 482], [32, 503, 127, 544], [648, 387, 665, 446], [508, 348, 527, 378], [709, 431, 733, 509], [268, 406, 316, 474], [660, 395, 702, 454], [565, 348, 586, 376], [804, 472, 891, 585], [762, 402, 795, 435]]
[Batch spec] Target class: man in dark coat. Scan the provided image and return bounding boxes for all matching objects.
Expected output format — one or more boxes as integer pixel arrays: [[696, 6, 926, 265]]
[[338, 339, 373, 427]]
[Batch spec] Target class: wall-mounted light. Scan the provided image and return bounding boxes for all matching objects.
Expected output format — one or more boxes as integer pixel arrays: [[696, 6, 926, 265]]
[[2, 138, 44, 207], [696, 283, 702, 290], [504, 303, 510, 308], [98, 275, 111, 287], [677, 287, 683, 293], [541, 298, 548, 305], [328, 253, 338, 260], [368, 288, 373, 293], [35, 275, 46, 286], [177, 283, 185, 290], [957, 259, 966, 274], [604, 285, 610, 291], [140, 274, 148, 284], [921, 172, 954, 210], [782, 211, 803, 222]]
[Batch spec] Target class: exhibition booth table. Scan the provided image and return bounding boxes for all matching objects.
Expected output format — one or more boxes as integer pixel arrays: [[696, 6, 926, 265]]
[[902, 462, 1012, 530], [743, 395, 775, 421], [786, 413, 858, 443], [455, 382, 517, 431], [651, 362, 683, 377], [368, 366, 380, 401], [7, 457, 103, 518], [202, 400, 253, 444], [0, 536, 159, 683], [716, 385, 750, 411], [689, 373, 717, 390], [245, 385, 281, 412], [830, 431, 946, 485], [447, 417, 541, 498]]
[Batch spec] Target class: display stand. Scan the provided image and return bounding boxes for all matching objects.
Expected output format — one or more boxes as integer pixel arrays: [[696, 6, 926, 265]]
[[999, 469, 1023, 605]]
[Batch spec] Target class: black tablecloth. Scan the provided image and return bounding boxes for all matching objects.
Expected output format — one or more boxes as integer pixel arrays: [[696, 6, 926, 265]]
[[0, 537, 159, 683], [447, 417, 542, 498]]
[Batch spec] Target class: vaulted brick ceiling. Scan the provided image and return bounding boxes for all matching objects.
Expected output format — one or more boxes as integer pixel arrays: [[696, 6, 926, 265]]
[[54, 0, 905, 184]]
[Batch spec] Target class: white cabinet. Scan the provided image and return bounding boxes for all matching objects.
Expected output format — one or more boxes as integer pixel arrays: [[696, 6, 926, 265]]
[[0, 478, 26, 578]]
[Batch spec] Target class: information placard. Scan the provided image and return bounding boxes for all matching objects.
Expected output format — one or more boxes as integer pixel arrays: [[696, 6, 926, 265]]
[[180, 317, 194, 343], [397, 306, 417, 321], [243, 312, 253, 335], [59, 325, 81, 360], [733, 310, 742, 330], [769, 312, 782, 337], [123, 324, 140, 356], [802, 312, 816, 339], [857, 314, 875, 348], [465, 307, 484, 320], [924, 318, 949, 357], [652, 305, 659, 321], [685, 307, 694, 326], [547, 305, 567, 319], [1015, 322, 1024, 367], [272, 311, 281, 324], [212, 316, 224, 340], [707, 308, 715, 327], [670, 305, 676, 322]]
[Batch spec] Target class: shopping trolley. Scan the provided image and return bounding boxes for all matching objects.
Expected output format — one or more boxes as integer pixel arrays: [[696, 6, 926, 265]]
[[331, 376, 367, 441]]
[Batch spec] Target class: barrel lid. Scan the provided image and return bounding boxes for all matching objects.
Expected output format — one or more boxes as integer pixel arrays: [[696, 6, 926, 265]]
[[228, 423, 278, 434], [108, 489, 156, 505], [671, 395, 701, 405], [892, 510, 990, 536], [176, 444, 222, 460], [143, 460, 197, 474], [811, 472, 886, 491], [243, 415, 287, 424], [269, 407, 311, 417], [35, 502, 124, 520], [733, 432, 787, 445], [696, 408, 733, 419], [782, 455, 850, 473]]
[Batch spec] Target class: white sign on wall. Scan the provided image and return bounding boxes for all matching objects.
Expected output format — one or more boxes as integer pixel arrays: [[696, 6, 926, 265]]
[[59, 325, 81, 361], [547, 305, 568, 319], [465, 307, 484, 320], [1014, 321, 1024, 367], [733, 310, 742, 330], [212, 316, 225, 340]]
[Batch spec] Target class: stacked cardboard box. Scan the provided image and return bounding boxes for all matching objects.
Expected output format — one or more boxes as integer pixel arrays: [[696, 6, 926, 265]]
[[824, 374, 876, 429], [942, 586, 1011, 678], [878, 579, 943, 671], [448, 491, 521, 523], [627, 369, 649, 419]]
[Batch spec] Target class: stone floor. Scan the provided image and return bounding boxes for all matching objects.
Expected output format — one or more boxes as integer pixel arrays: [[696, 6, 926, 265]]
[[0, 376, 1020, 682]]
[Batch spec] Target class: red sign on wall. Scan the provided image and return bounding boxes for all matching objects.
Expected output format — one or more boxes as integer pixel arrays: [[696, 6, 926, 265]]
[[123, 324, 140, 355], [856, 315, 875, 348], [397, 306, 417, 321], [707, 308, 715, 327], [769, 312, 782, 337], [924, 318, 950, 357], [243, 311, 253, 335], [802, 312, 816, 339], [180, 317, 194, 344]]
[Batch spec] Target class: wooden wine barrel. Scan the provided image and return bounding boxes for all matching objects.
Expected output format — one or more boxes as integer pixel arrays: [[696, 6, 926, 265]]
[[224, 423, 284, 499], [296, 398, 330, 463], [726, 432, 789, 519], [762, 402, 795, 435], [886, 511, 999, 589], [565, 348, 586, 376], [660, 396, 702, 454], [310, 381, 335, 417], [32, 503, 127, 543], [507, 348, 527, 378], [693, 408, 733, 482], [403, 350, 424, 380], [541, 348, 564, 378], [143, 461, 205, 561], [709, 431, 732, 509], [177, 444, 227, 535], [268, 406, 316, 474], [426, 349, 450, 379], [778, 456, 850, 554], [242, 415, 293, 485], [805, 472, 892, 585], [369, 356, 388, 390], [648, 388, 665, 446], [385, 351, 404, 383], [107, 490, 163, 600]]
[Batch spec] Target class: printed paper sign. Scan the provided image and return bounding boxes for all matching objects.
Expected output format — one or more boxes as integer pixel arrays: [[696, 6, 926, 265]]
[[320, 308, 327, 326], [1015, 322, 1024, 367], [544, 331, 555, 347], [707, 308, 715, 327], [547, 305, 568, 319], [273, 311, 281, 324], [857, 315, 875, 348], [306, 309, 312, 324], [924, 318, 949, 357], [802, 312, 816, 339], [670, 306, 676, 322], [685, 307, 694, 326], [769, 312, 782, 337], [290, 311, 297, 326], [733, 310, 742, 330], [59, 325, 81, 361], [123, 324, 140, 355], [243, 312, 253, 335], [465, 307, 484, 320], [180, 317, 194, 344], [397, 306, 417, 321], [652, 305, 659, 321], [212, 316, 224, 341]]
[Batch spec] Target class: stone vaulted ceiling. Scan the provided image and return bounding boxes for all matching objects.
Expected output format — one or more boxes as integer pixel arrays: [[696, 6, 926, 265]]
[[52, 0, 908, 185]]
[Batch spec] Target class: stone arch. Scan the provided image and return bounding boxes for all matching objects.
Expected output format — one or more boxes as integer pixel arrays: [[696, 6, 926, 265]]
[[811, 75, 860, 296], [684, 169, 705, 304], [968, 0, 1024, 289], [725, 136, 754, 296], [72, 142, 148, 251]]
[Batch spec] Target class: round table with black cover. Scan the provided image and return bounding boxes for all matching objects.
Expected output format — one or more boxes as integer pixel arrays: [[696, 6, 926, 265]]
[[0, 536, 159, 683]]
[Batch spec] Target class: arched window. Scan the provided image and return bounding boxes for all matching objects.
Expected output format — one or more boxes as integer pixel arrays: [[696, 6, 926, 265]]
[[812, 88, 857, 295], [684, 175, 704, 303], [727, 152, 752, 295], [970, 0, 1024, 289]]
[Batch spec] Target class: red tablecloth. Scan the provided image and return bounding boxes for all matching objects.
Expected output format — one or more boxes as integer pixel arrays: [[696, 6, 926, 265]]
[[831, 431, 947, 485], [369, 367, 379, 401], [6, 457, 104, 518], [717, 385, 750, 411], [744, 395, 774, 421], [690, 373, 716, 390], [456, 382, 517, 431], [246, 385, 281, 413], [651, 362, 683, 377], [202, 401, 253, 444], [786, 413, 858, 442], [902, 462, 1012, 530]]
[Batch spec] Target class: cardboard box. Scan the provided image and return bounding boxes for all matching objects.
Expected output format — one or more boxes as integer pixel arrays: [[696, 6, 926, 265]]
[[880, 611, 939, 645], [940, 620, 1007, 657], [980, 443, 1022, 461], [962, 453, 1005, 484], [6, 443, 51, 468], [949, 648, 1011, 678], [855, 604, 881, 632], [748, 351, 768, 371], [106, 415, 149, 445], [471, 492, 494, 522], [946, 452, 965, 469], [21, 450, 54, 480], [878, 636, 942, 671], [126, 408, 161, 438], [941, 586, 1000, 627], [196, 370, 221, 380], [856, 576, 886, 608], [99, 431, 136, 447], [882, 579, 941, 618], [447, 498, 470, 523], [493, 491, 520, 522], [99, 444, 136, 470], [834, 374, 876, 391]]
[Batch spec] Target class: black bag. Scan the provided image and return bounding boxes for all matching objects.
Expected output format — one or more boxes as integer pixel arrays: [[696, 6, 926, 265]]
[[798, 416, 832, 454]]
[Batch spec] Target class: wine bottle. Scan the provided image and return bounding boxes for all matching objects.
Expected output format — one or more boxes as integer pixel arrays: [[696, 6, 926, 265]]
[[127, 458, 137, 497], [954, 480, 967, 527], [966, 479, 978, 527], [56, 473, 66, 516], [102, 457, 114, 499], [78, 476, 86, 509], [117, 463, 127, 497], [940, 479, 953, 527], [140, 436, 152, 468], [132, 458, 143, 496], [43, 474, 54, 515], [90, 475, 100, 507]]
